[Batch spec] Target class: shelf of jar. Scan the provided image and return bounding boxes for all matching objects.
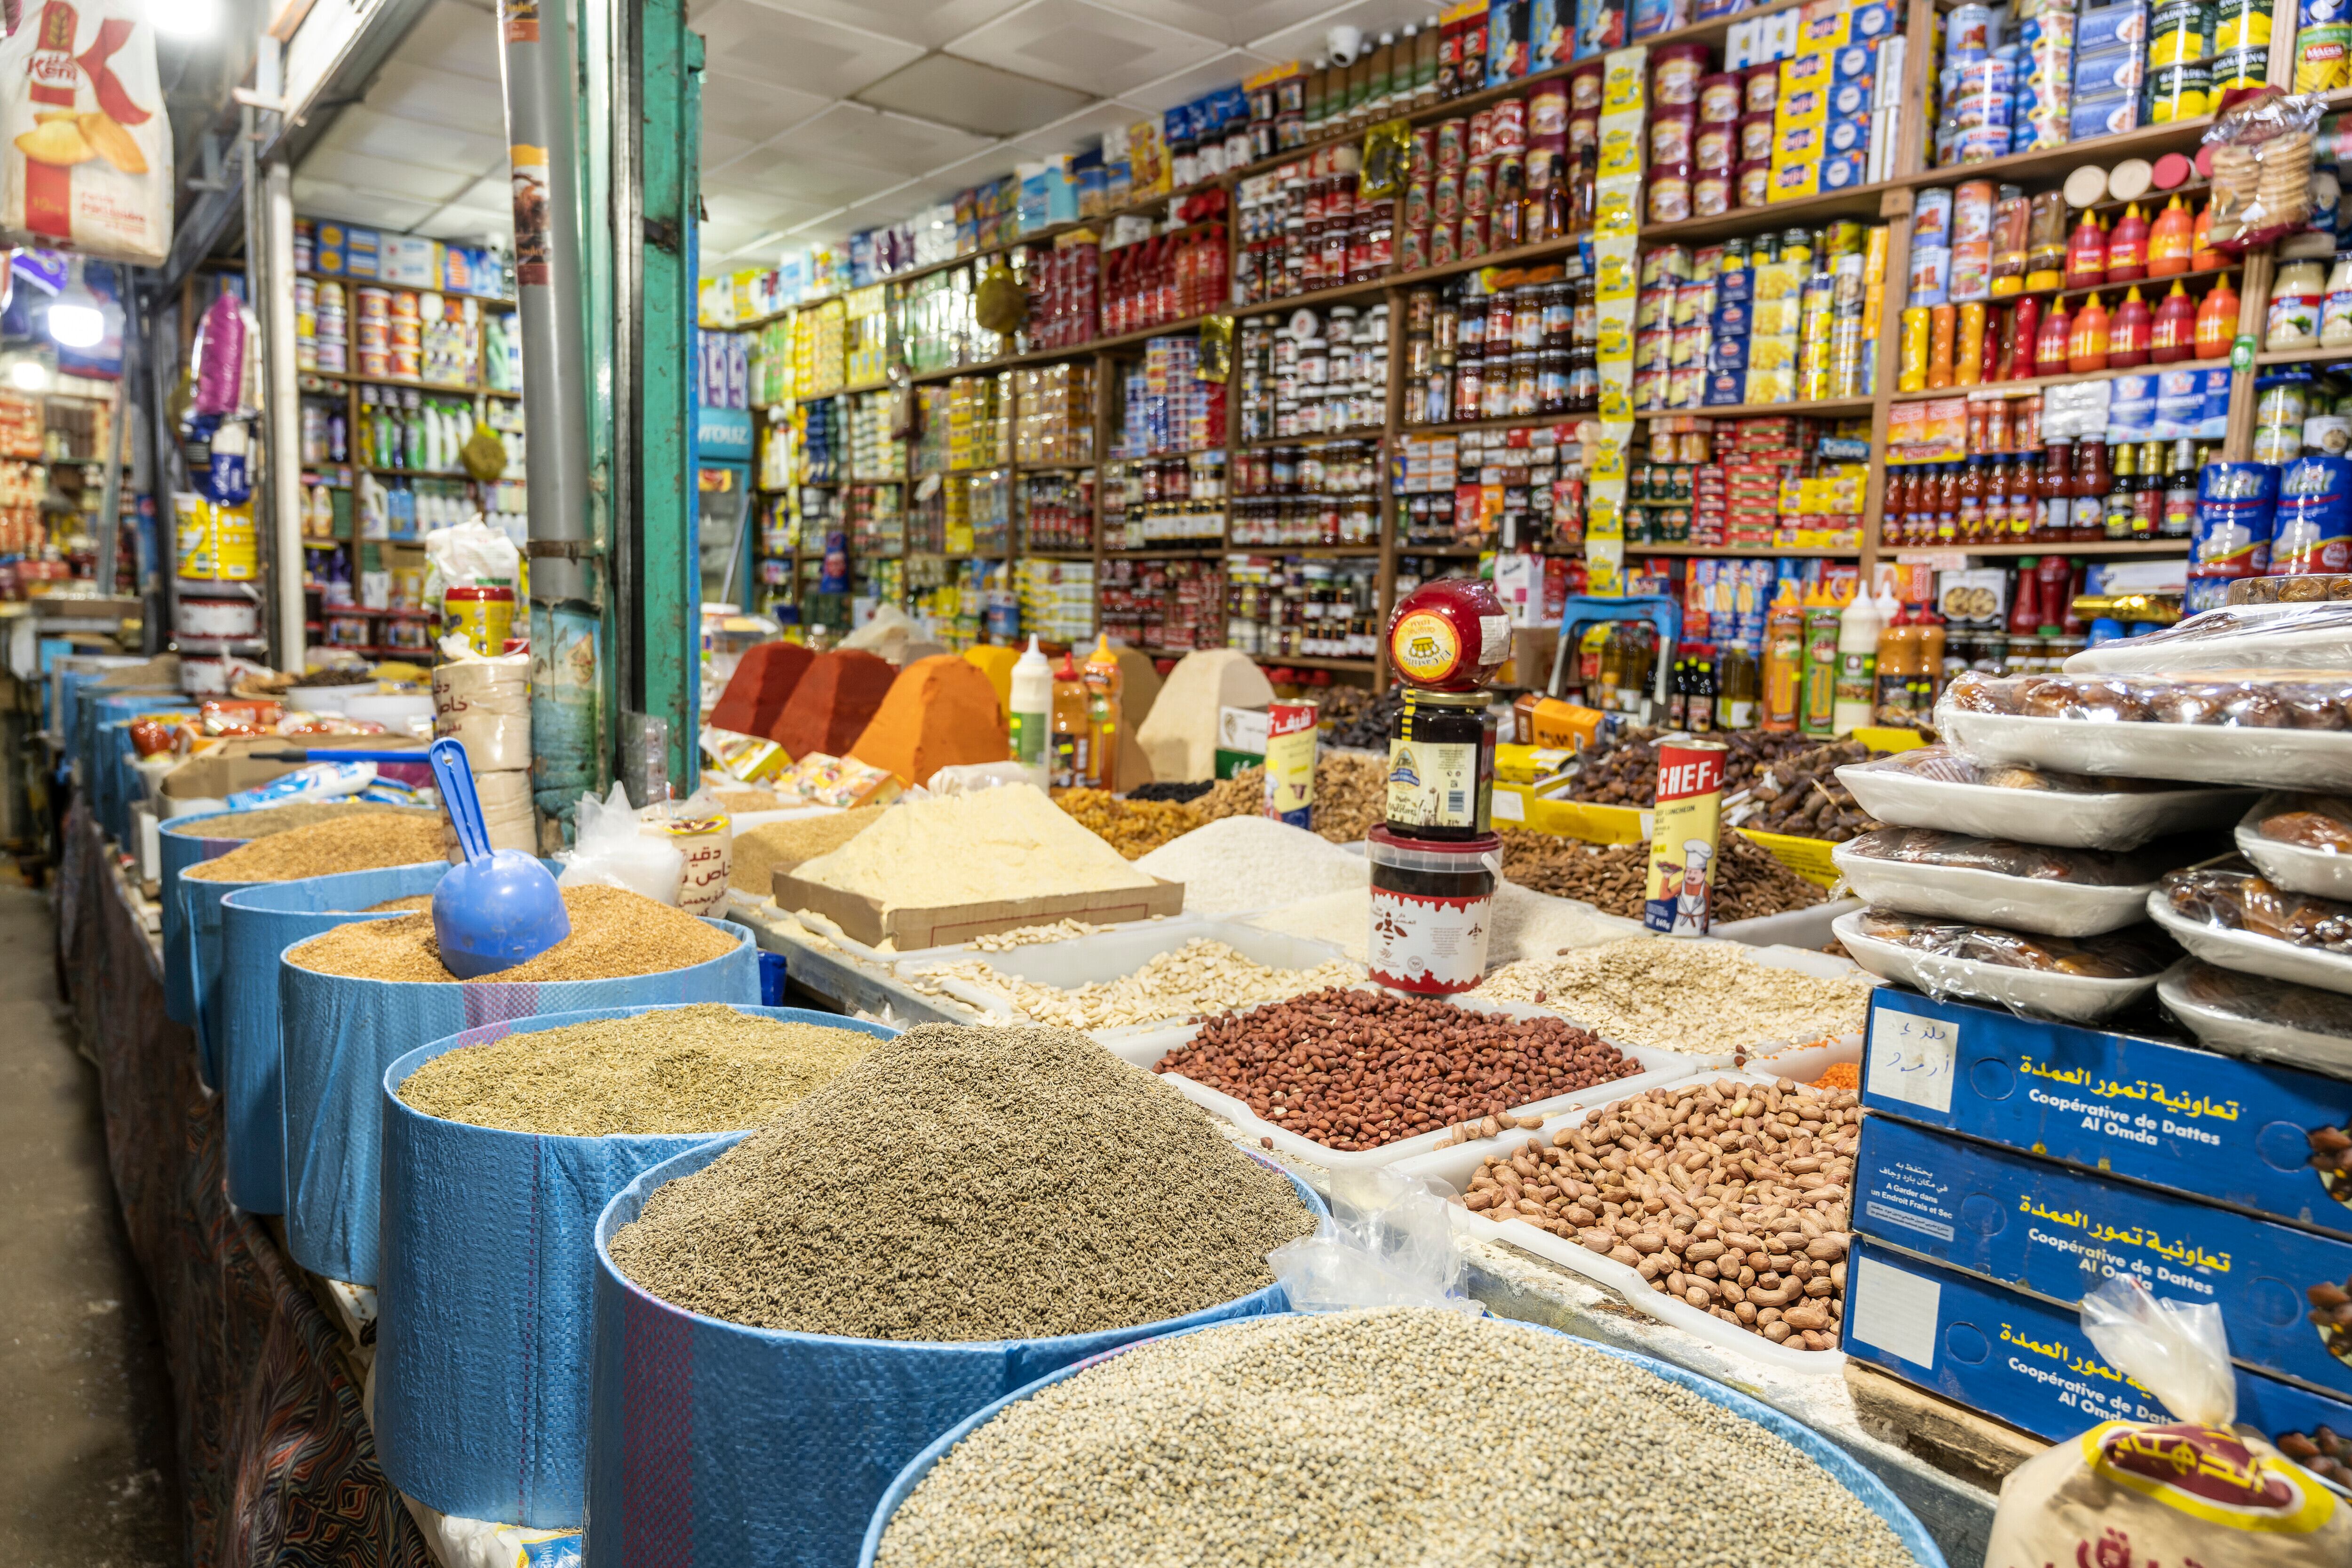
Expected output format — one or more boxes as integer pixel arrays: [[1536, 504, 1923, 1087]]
[[1013, 459, 1097, 471], [297, 271, 516, 308], [1249, 652, 1378, 672], [1238, 429, 1387, 450], [1102, 545, 1226, 557], [1885, 354, 2233, 404], [1225, 543, 1383, 556], [1395, 542, 1487, 557], [1913, 117, 2214, 194], [1018, 549, 1097, 560], [306, 367, 522, 398], [1884, 539, 2193, 558], [1399, 413, 1590, 438], [2255, 345, 2352, 365], [1636, 397, 1873, 420], [1230, 273, 1397, 321], [1621, 542, 1864, 558]]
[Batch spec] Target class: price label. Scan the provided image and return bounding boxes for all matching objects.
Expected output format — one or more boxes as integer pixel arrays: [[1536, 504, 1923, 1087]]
[[1866, 1005, 1958, 1114]]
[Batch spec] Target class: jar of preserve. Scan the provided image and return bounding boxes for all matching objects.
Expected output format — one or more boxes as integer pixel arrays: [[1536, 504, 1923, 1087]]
[[1365, 826, 1501, 994], [1385, 687, 1496, 840]]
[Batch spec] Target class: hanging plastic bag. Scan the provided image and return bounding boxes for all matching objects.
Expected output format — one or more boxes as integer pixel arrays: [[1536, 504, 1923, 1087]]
[[556, 782, 682, 903], [0, 0, 174, 265], [1985, 1274, 2349, 1568], [2204, 88, 2324, 253], [1268, 1166, 1480, 1313]]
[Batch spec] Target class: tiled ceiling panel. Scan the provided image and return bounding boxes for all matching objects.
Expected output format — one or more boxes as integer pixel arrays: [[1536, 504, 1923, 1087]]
[[949, 0, 1227, 97], [698, 0, 926, 98], [761, 0, 1032, 50], [364, 60, 513, 139], [1091, 0, 1345, 49], [779, 103, 997, 177], [853, 56, 1096, 138]]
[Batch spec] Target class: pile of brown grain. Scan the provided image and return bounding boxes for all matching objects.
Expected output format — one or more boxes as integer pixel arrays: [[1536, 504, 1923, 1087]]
[[396, 1003, 879, 1135], [175, 801, 421, 841], [288, 884, 739, 982], [184, 812, 446, 882], [363, 894, 433, 913], [1194, 753, 1388, 844], [729, 807, 885, 894]]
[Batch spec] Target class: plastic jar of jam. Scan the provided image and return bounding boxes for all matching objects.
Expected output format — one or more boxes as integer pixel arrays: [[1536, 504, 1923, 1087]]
[[1365, 827, 1502, 995]]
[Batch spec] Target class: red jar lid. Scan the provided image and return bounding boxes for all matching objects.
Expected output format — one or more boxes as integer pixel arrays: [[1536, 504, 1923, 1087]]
[[1386, 577, 1510, 691]]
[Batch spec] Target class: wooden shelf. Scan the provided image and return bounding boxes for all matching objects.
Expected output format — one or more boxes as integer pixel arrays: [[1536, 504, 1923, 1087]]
[[2256, 345, 2352, 365], [307, 367, 522, 399], [1887, 539, 2193, 558], [1102, 545, 1224, 557], [1911, 118, 2213, 192], [1401, 413, 1587, 438], [1225, 543, 1383, 556], [1251, 652, 1377, 672], [1888, 355, 2233, 404], [298, 270, 516, 307], [1641, 397, 1873, 420], [1625, 543, 1863, 558]]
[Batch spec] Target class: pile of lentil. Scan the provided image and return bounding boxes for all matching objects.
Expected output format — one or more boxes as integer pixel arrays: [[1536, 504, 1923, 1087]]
[[908, 937, 1364, 1032], [396, 1004, 879, 1135], [1461, 1077, 1859, 1351], [288, 885, 738, 982], [873, 1308, 1915, 1568], [1052, 787, 1201, 858], [606, 1023, 1317, 1339], [1157, 987, 1639, 1151], [183, 810, 444, 881], [1476, 938, 1875, 1055], [1500, 828, 1827, 922]]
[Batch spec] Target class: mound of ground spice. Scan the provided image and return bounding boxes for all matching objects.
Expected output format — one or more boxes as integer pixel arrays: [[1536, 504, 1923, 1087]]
[[287, 885, 738, 982]]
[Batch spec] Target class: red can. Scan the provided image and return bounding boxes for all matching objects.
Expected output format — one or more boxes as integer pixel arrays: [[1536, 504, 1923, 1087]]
[[1488, 95, 1527, 154], [1468, 108, 1494, 161], [1400, 223, 1431, 273], [1568, 111, 1599, 157], [1462, 157, 1492, 215], [1648, 168, 1694, 225], [1404, 178, 1434, 229], [1650, 42, 1709, 105], [1694, 123, 1736, 173], [1432, 168, 1462, 223], [1530, 82, 1569, 138], [1649, 107, 1697, 166], [1569, 59, 1605, 111], [1435, 117, 1467, 168], [1460, 210, 1492, 259], [1694, 171, 1732, 216], [1743, 63, 1780, 114], [1736, 159, 1772, 208], [1698, 72, 1743, 123], [1409, 125, 1437, 175], [1739, 111, 1777, 164]]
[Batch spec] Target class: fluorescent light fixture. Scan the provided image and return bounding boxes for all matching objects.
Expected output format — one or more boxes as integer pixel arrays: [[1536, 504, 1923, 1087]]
[[9, 360, 48, 391]]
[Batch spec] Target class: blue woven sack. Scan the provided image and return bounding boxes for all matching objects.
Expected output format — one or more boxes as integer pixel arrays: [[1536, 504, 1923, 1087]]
[[857, 1318, 1948, 1568], [281, 919, 760, 1285], [377, 1004, 902, 1530], [584, 1136, 1325, 1568], [159, 809, 252, 1027], [217, 863, 453, 1212]]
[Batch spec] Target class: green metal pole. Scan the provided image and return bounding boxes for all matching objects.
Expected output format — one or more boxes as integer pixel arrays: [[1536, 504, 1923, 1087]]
[[622, 0, 704, 794]]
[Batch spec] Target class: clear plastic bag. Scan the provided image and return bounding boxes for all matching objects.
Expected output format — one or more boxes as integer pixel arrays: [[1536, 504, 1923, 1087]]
[[2163, 863, 2352, 954], [2066, 599, 2352, 675], [1832, 907, 2170, 1024], [2238, 793, 2352, 899], [1830, 829, 2179, 937], [2159, 960, 2352, 1076], [555, 782, 682, 903], [2204, 88, 2324, 253], [1936, 670, 2352, 791], [1267, 1166, 1478, 1313]]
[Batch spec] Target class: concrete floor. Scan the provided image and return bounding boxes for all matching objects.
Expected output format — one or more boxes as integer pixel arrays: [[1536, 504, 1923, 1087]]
[[0, 882, 184, 1568]]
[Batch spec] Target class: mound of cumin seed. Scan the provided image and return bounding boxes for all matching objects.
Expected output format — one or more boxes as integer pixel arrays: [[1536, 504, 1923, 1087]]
[[606, 1023, 1318, 1341]]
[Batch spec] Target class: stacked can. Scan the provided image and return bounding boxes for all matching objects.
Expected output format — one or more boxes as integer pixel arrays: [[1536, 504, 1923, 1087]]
[[2214, 0, 2273, 91], [2012, 0, 2075, 149], [1938, 1, 2015, 167], [2187, 461, 2279, 611], [1691, 73, 1739, 218], [2072, 0, 2149, 140], [2274, 453, 2352, 575], [1703, 239, 1755, 407], [2145, 0, 2213, 120], [1648, 43, 1708, 223], [1737, 64, 1777, 210]]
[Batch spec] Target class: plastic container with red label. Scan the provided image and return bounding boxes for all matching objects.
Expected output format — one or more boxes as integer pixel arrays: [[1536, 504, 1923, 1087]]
[[1366, 827, 1501, 995]]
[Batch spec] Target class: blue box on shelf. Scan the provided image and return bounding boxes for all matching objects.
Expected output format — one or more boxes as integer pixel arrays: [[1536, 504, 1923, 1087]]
[[1843, 1239, 2352, 1450], [1855, 1115, 2352, 1400], [1858, 986, 2352, 1242]]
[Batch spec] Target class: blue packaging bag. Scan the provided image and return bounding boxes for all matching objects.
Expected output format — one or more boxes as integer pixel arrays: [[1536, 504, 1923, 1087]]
[[159, 809, 256, 1026], [281, 918, 759, 1285], [376, 1004, 902, 1531], [585, 1136, 1326, 1568], [217, 862, 453, 1212], [855, 1317, 1946, 1568]]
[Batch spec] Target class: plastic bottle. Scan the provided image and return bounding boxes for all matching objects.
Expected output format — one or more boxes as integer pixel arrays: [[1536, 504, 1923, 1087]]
[[2068, 291, 2110, 373], [2191, 198, 2224, 271], [1831, 582, 1882, 735], [2195, 274, 2239, 360], [2109, 286, 2151, 367], [2035, 296, 2072, 376], [1050, 652, 1089, 789], [2106, 203, 2148, 282], [2147, 195, 2192, 278], [1915, 611, 1949, 716], [2064, 209, 2106, 290], [1717, 642, 1759, 729], [1009, 635, 1052, 767], [1688, 645, 1717, 732], [1800, 582, 1842, 736], [1873, 598, 1915, 725], [1761, 588, 1805, 732], [2150, 279, 2197, 363], [1082, 633, 1123, 791]]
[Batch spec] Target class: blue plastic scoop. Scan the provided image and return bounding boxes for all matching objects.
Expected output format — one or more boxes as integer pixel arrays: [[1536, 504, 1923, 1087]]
[[425, 737, 570, 979]]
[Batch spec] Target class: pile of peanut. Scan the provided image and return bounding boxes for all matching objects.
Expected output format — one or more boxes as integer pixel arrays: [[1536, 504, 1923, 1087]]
[[1462, 1076, 1855, 1351]]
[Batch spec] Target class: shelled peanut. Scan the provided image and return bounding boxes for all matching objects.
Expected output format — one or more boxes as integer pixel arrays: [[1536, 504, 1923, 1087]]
[[1461, 1076, 1857, 1351]]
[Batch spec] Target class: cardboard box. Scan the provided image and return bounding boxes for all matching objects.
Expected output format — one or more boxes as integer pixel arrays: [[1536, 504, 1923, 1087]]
[[1842, 1239, 2352, 1448], [773, 869, 1185, 950], [1856, 1115, 2352, 1398], [1859, 987, 2352, 1242]]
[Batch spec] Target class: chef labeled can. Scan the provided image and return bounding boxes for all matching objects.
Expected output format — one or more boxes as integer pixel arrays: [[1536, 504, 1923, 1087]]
[[1643, 739, 1728, 936]]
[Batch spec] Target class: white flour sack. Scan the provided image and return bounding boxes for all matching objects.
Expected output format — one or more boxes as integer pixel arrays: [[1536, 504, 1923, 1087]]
[[0, 1, 171, 265]]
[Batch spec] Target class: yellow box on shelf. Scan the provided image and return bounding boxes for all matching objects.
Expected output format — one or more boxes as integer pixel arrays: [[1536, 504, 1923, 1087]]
[[1851, 725, 1930, 754], [1492, 781, 1650, 844], [1494, 742, 1575, 786], [1738, 828, 1841, 888]]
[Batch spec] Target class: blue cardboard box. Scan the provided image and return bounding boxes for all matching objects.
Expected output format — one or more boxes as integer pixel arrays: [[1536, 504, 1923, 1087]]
[[1843, 1239, 2352, 1449], [1710, 334, 1749, 371], [1856, 1115, 2352, 1399], [1859, 987, 2352, 1241]]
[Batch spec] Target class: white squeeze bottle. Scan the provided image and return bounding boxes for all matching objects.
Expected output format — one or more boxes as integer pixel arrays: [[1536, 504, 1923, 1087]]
[[1830, 581, 1882, 737], [1009, 635, 1052, 766]]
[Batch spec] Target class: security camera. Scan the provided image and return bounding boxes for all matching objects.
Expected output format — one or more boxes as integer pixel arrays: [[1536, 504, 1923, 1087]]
[[1326, 24, 1363, 64]]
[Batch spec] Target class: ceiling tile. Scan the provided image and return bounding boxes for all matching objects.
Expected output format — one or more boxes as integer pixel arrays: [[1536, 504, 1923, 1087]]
[[701, 223, 776, 262], [699, 0, 925, 97], [751, 0, 1030, 49], [390, 0, 506, 85], [718, 152, 915, 210], [312, 105, 506, 179], [1091, 0, 1340, 49], [1006, 99, 1146, 158], [364, 61, 511, 139], [413, 206, 514, 245], [854, 55, 1093, 137], [299, 147, 478, 204], [1120, 47, 1273, 112], [701, 179, 834, 229], [291, 178, 442, 232], [948, 0, 1226, 97], [698, 72, 831, 152], [778, 102, 995, 176]]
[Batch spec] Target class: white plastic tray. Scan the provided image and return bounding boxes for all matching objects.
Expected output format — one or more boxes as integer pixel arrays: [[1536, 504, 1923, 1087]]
[[1389, 1069, 1846, 1377], [1715, 898, 1860, 951], [2145, 891, 2352, 997], [1481, 939, 1876, 1067], [2065, 600, 2352, 675], [1829, 841, 2159, 937], [1939, 706, 2352, 793], [1104, 991, 1703, 1172], [1831, 908, 2163, 1024], [892, 918, 1356, 1033], [2234, 795, 2352, 900], [2157, 967, 2352, 1078], [1835, 758, 2257, 850]]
